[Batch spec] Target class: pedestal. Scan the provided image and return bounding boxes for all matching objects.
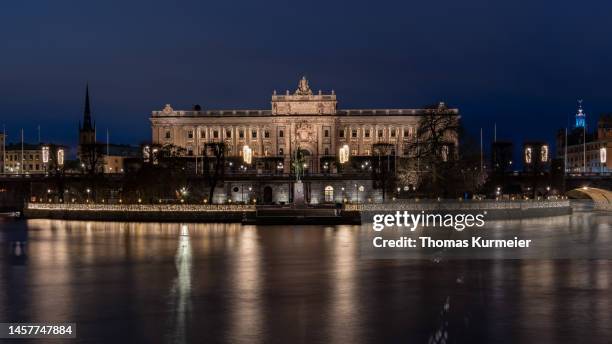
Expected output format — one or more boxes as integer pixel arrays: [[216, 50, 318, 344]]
[[293, 181, 305, 207]]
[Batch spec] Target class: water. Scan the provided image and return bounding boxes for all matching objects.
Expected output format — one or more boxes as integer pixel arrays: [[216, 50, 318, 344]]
[[1, 207, 611, 343]]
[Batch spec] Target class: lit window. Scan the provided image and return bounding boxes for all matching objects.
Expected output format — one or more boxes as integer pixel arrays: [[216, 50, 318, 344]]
[[324, 185, 334, 202]]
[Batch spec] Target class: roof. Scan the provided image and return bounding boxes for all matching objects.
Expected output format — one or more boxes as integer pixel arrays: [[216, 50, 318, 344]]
[[151, 108, 459, 118]]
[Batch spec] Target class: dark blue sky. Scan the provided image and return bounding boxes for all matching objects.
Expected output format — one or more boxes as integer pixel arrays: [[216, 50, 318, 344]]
[[2, 0, 611, 155]]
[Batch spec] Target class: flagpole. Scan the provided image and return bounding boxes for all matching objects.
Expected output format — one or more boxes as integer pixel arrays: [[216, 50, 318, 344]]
[[583, 124, 586, 173], [2, 124, 5, 174], [564, 127, 568, 174], [494, 123, 497, 142], [21, 129, 24, 175], [480, 128, 483, 172]]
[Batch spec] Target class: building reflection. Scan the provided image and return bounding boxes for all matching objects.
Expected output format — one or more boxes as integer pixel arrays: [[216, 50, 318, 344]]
[[167, 224, 193, 343]]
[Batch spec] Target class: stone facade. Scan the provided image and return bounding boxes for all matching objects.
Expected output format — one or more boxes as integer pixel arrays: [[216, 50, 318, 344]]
[[150, 77, 459, 175]]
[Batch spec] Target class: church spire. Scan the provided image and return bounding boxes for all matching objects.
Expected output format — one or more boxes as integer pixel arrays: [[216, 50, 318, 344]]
[[83, 84, 93, 130]]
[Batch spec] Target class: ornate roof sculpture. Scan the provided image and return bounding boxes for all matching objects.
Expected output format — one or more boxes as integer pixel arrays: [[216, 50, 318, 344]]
[[295, 76, 313, 95]]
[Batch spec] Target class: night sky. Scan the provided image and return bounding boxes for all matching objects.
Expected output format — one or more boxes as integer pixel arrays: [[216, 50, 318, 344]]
[[2, 0, 611, 157]]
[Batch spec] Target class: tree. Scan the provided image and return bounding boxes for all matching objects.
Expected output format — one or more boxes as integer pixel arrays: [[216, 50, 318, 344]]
[[372, 143, 395, 202], [403, 103, 460, 197], [79, 142, 106, 175], [203, 142, 227, 204], [122, 144, 188, 203]]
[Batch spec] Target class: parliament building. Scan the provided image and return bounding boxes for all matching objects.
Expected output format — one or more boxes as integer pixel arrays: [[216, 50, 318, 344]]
[[150, 77, 459, 204]]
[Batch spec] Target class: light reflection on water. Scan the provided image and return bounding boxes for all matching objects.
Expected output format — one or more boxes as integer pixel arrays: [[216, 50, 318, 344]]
[[0, 209, 611, 343]]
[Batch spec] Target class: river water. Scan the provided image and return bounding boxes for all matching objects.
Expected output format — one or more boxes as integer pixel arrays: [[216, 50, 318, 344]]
[[1, 205, 611, 343]]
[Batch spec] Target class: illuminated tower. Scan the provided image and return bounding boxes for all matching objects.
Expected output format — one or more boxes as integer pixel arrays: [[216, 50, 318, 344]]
[[575, 99, 586, 128]]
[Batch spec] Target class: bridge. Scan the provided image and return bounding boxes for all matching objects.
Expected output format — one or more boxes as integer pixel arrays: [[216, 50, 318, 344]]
[[566, 187, 612, 210]]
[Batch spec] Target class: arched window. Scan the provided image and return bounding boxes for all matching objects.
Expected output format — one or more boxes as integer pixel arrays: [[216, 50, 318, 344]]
[[324, 185, 334, 202]]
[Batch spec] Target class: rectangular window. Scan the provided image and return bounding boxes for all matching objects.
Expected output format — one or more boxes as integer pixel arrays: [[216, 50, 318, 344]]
[[351, 129, 357, 138], [365, 129, 370, 138], [239, 130, 244, 139], [226, 130, 232, 138], [391, 128, 396, 137], [378, 129, 384, 138], [279, 130, 284, 138], [264, 130, 270, 138], [165, 130, 171, 139], [187, 130, 194, 139], [252, 130, 257, 139], [200, 130, 206, 139], [339, 129, 345, 138], [324, 129, 329, 137], [213, 130, 219, 139], [279, 148, 284, 155]]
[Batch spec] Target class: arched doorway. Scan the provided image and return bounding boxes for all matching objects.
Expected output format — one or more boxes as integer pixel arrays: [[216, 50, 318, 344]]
[[324, 185, 334, 202], [263, 186, 273, 204]]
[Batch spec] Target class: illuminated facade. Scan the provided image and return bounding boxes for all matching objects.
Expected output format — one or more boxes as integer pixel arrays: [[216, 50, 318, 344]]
[[3, 143, 65, 174], [557, 114, 612, 172], [150, 77, 459, 174], [149, 77, 460, 204]]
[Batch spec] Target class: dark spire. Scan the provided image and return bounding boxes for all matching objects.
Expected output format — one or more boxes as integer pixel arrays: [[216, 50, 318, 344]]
[[83, 84, 93, 130]]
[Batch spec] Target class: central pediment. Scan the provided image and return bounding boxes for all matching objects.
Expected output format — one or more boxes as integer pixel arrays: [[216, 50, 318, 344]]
[[271, 77, 337, 115]]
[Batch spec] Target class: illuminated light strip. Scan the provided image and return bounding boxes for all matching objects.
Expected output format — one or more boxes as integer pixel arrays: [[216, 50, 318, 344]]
[[27, 203, 256, 212]]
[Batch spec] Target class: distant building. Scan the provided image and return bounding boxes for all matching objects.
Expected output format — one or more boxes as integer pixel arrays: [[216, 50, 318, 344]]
[[4, 143, 66, 174], [556, 109, 611, 173], [491, 141, 514, 173], [76, 85, 139, 173], [523, 141, 550, 172], [102, 144, 141, 173]]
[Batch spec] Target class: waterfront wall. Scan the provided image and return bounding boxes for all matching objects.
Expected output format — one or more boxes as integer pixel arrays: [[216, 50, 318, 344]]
[[24, 203, 255, 222], [22, 200, 573, 222]]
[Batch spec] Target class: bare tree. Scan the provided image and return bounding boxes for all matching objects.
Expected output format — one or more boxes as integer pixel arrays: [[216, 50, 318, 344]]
[[372, 143, 395, 202], [79, 143, 106, 175], [203, 142, 227, 204], [403, 103, 460, 197]]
